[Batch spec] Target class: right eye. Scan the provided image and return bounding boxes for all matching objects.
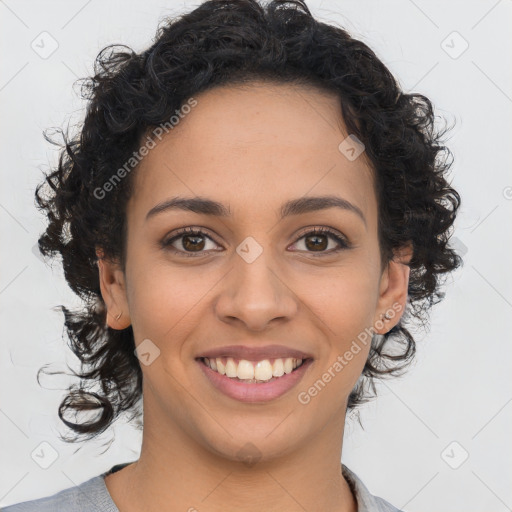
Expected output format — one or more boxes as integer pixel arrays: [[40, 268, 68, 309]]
[[161, 227, 222, 257]]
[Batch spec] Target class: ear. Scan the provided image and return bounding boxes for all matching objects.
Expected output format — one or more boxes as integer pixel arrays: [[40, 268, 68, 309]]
[[96, 247, 131, 330], [373, 242, 413, 334]]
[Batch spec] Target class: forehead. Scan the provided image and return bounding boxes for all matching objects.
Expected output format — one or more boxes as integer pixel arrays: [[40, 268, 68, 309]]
[[130, 82, 376, 224]]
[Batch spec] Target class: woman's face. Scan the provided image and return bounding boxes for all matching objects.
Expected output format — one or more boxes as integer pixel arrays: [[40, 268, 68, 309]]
[[99, 82, 410, 462]]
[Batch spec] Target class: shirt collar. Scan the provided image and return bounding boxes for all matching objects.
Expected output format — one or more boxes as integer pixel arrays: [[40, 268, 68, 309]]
[[342, 464, 402, 512]]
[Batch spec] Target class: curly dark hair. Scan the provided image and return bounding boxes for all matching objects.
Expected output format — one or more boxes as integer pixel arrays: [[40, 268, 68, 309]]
[[35, 0, 462, 442]]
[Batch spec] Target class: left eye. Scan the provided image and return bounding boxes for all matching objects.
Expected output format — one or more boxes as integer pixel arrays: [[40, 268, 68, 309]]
[[162, 227, 349, 257], [289, 228, 349, 254]]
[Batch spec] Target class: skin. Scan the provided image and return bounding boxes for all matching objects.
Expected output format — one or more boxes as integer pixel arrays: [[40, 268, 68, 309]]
[[97, 82, 412, 512]]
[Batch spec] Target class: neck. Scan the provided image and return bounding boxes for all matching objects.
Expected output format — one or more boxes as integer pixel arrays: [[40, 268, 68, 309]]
[[105, 397, 357, 512]]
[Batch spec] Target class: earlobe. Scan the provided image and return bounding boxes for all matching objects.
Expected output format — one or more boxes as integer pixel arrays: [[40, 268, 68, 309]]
[[105, 309, 129, 329], [96, 247, 131, 330]]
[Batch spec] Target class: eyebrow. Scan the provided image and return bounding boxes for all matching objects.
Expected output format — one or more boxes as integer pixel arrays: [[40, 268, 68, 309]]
[[145, 195, 366, 227]]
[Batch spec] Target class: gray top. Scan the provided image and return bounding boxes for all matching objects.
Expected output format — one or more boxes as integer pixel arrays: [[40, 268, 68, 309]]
[[1, 462, 403, 512]]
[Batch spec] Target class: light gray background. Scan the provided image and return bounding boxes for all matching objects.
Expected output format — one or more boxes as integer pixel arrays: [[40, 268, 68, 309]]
[[1, 1, 511, 510]]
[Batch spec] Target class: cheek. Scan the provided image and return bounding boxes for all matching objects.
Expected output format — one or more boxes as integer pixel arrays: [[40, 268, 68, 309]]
[[125, 262, 204, 403], [125, 256, 214, 348], [292, 263, 377, 392], [294, 260, 380, 335]]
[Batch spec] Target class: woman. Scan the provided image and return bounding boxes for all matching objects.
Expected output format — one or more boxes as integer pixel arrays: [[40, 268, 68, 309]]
[[3, 0, 462, 510]]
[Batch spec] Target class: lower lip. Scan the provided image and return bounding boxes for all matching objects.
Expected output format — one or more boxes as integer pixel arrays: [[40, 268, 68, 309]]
[[197, 358, 313, 403]]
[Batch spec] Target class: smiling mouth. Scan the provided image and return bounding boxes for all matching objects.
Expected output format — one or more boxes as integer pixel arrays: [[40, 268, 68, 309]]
[[198, 356, 310, 383]]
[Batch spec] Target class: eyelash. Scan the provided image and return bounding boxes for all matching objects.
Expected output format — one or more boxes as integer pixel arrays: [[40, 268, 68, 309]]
[[161, 226, 350, 258]]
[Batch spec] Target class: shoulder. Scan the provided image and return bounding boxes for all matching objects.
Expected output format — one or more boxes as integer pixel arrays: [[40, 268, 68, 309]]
[[368, 495, 404, 512], [342, 464, 404, 512], [1, 474, 117, 512]]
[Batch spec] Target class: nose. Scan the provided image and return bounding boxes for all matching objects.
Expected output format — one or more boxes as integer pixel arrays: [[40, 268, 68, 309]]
[[214, 245, 298, 332]]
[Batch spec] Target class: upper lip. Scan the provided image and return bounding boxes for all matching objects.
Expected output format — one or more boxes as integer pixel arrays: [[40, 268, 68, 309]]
[[197, 344, 314, 361]]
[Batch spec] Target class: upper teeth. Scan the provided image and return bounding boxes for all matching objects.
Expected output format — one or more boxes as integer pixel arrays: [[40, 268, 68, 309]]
[[204, 357, 303, 382]]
